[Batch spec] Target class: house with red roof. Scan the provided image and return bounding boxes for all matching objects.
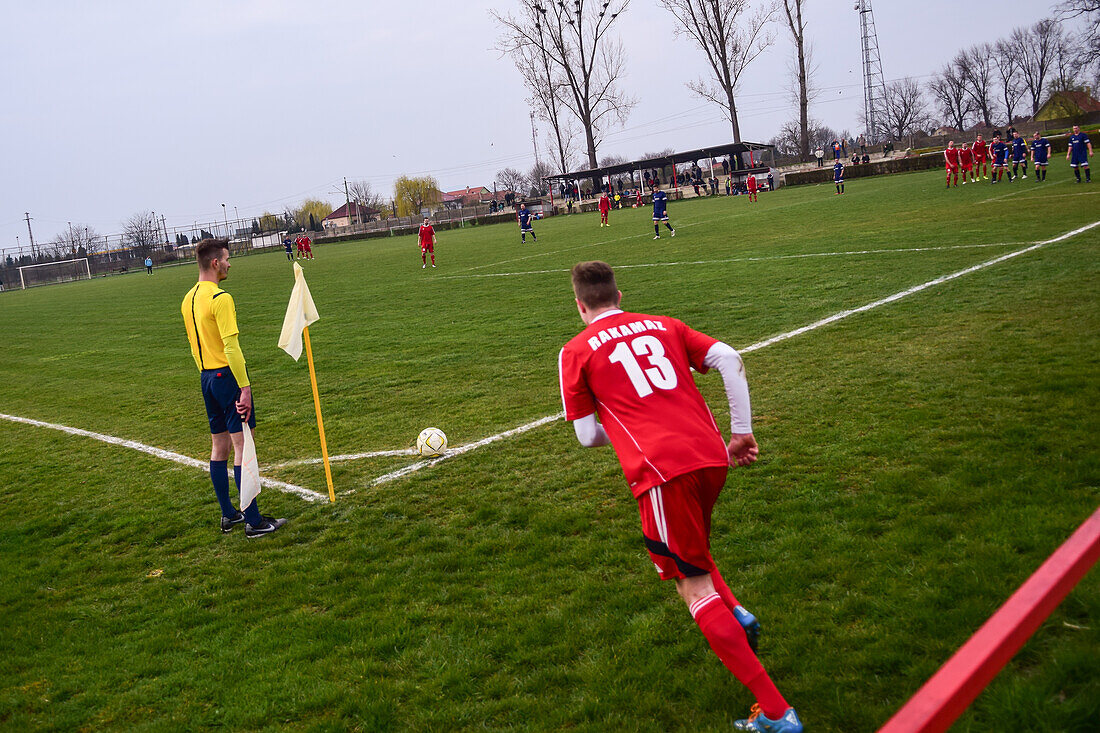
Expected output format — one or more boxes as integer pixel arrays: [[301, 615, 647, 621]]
[[322, 202, 381, 229]]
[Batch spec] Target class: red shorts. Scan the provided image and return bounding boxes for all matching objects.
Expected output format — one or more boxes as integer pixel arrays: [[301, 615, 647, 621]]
[[420, 242, 434, 253], [945, 164, 958, 172], [303, 244, 312, 252], [637, 465, 729, 580], [962, 163, 973, 171]]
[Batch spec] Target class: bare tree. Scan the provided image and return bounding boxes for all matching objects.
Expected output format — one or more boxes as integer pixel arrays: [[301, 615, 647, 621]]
[[780, 0, 811, 160], [658, 0, 777, 143], [929, 62, 972, 131], [1049, 29, 1086, 92], [347, 180, 387, 213], [882, 77, 933, 140], [1009, 20, 1061, 115], [495, 167, 529, 196], [494, 1, 636, 172], [956, 44, 997, 128], [1056, 1, 1100, 73], [768, 117, 839, 157], [992, 41, 1025, 124], [513, 25, 575, 175], [124, 211, 160, 257], [527, 160, 555, 195]]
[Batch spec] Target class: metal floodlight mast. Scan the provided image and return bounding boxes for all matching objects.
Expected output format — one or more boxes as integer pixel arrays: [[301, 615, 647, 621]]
[[855, 0, 887, 143]]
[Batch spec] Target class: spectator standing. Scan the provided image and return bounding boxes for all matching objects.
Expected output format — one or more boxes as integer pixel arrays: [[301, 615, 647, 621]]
[[145, 256, 153, 275], [815, 148, 824, 167]]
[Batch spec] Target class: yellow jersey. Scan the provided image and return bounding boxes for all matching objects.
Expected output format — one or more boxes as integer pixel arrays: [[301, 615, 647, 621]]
[[181, 280, 249, 385]]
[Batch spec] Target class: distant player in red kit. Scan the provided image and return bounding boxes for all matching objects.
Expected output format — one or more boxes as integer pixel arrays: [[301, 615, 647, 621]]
[[295, 233, 313, 260], [944, 141, 960, 188], [598, 192, 611, 227], [959, 143, 975, 184], [418, 217, 436, 268], [558, 261, 803, 733], [746, 174, 758, 202], [972, 134, 989, 180]]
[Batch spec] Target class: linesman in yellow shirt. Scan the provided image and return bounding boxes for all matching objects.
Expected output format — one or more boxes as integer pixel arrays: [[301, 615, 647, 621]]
[[182, 240, 286, 538]]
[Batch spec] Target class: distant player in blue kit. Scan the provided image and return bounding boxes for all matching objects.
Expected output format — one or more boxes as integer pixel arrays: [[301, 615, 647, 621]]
[[651, 187, 676, 239], [1009, 131, 1028, 180], [1067, 124, 1092, 183], [1029, 131, 1051, 182], [989, 135, 1009, 184], [833, 160, 845, 195], [282, 236, 294, 261], [518, 203, 538, 243]]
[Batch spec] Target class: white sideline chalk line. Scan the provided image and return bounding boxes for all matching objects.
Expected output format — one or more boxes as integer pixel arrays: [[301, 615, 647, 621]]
[[438, 241, 1031, 281], [0, 412, 326, 503], [356, 414, 564, 492], [270, 447, 417, 469], [365, 219, 1100, 488], [976, 178, 1070, 204]]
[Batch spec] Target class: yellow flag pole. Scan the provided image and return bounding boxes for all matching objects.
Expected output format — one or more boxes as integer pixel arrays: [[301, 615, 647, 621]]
[[302, 326, 336, 502]]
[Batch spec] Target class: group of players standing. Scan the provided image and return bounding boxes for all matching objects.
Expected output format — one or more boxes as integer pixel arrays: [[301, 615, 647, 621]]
[[943, 124, 1092, 188]]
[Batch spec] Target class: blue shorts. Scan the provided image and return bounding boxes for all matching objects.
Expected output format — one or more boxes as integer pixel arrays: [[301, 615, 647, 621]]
[[1070, 154, 1089, 167], [201, 368, 256, 434]]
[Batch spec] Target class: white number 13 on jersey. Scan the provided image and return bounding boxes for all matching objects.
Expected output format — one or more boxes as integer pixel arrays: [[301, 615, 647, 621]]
[[608, 336, 678, 397]]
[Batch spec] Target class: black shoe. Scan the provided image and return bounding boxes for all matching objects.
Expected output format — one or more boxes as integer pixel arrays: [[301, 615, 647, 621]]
[[220, 511, 245, 534], [245, 516, 287, 538]]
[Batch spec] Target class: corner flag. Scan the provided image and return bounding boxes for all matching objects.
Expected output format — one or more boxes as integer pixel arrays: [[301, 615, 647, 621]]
[[277, 262, 319, 360], [240, 424, 262, 510], [277, 262, 335, 502]]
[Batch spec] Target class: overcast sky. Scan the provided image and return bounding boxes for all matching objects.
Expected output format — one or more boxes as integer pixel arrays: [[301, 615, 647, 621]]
[[2, 0, 1064, 246]]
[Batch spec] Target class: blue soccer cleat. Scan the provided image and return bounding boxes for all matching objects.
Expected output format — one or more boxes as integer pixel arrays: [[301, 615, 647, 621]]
[[733, 605, 761, 653], [734, 704, 803, 732]]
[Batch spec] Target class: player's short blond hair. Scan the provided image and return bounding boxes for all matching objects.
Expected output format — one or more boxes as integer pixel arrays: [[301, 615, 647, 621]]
[[571, 261, 618, 308]]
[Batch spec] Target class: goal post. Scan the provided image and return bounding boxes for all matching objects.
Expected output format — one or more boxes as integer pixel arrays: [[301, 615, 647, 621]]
[[18, 258, 92, 290]]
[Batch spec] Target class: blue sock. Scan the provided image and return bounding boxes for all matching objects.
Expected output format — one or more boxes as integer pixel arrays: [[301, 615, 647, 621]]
[[233, 464, 264, 525], [209, 460, 236, 517]]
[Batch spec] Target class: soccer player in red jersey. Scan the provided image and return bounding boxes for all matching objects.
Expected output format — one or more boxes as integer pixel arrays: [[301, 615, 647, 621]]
[[746, 174, 758, 202], [598, 192, 611, 227], [417, 217, 436, 268], [558, 262, 803, 733], [943, 141, 960, 188], [972, 134, 989, 180], [959, 144, 975, 184], [295, 234, 314, 260]]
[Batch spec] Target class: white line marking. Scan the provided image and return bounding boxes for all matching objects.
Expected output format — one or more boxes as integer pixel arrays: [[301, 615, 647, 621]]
[[976, 178, 1069, 204], [437, 242, 1031, 281], [269, 447, 417, 469], [367, 219, 1100, 487], [362, 414, 563, 490], [0, 412, 326, 503]]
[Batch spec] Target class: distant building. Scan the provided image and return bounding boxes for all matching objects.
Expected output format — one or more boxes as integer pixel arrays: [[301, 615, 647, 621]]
[[443, 186, 494, 208], [1033, 90, 1100, 121], [323, 202, 381, 229]]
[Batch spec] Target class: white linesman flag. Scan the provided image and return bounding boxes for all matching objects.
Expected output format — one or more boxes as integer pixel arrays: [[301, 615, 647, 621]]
[[277, 262, 320, 360], [239, 424, 262, 510]]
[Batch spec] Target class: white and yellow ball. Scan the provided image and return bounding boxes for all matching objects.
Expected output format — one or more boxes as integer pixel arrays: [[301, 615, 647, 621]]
[[416, 427, 448, 457]]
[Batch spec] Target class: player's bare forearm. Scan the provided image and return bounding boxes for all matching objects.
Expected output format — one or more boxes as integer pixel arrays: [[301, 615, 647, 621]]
[[727, 433, 758, 468]]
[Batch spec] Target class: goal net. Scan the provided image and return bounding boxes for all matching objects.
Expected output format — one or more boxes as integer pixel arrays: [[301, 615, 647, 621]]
[[18, 258, 92, 289]]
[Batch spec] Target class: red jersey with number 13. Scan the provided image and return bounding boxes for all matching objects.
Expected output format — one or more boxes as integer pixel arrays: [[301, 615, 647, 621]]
[[558, 310, 729, 497]]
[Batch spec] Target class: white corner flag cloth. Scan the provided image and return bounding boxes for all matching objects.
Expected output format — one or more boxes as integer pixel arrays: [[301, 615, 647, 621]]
[[277, 262, 320, 361], [240, 425, 262, 510]]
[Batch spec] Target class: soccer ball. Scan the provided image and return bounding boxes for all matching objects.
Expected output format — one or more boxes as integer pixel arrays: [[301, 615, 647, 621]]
[[416, 427, 448, 457]]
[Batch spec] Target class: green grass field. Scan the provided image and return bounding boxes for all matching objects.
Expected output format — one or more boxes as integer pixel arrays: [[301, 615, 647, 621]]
[[2, 168, 1098, 731]]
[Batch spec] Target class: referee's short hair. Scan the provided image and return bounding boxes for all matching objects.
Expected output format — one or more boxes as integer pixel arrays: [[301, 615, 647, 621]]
[[196, 239, 229, 270]]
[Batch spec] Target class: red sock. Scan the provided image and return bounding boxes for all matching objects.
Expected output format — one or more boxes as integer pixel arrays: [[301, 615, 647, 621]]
[[710, 569, 741, 610], [431, 254, 435, 265], [691, 593, 788, 719]]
